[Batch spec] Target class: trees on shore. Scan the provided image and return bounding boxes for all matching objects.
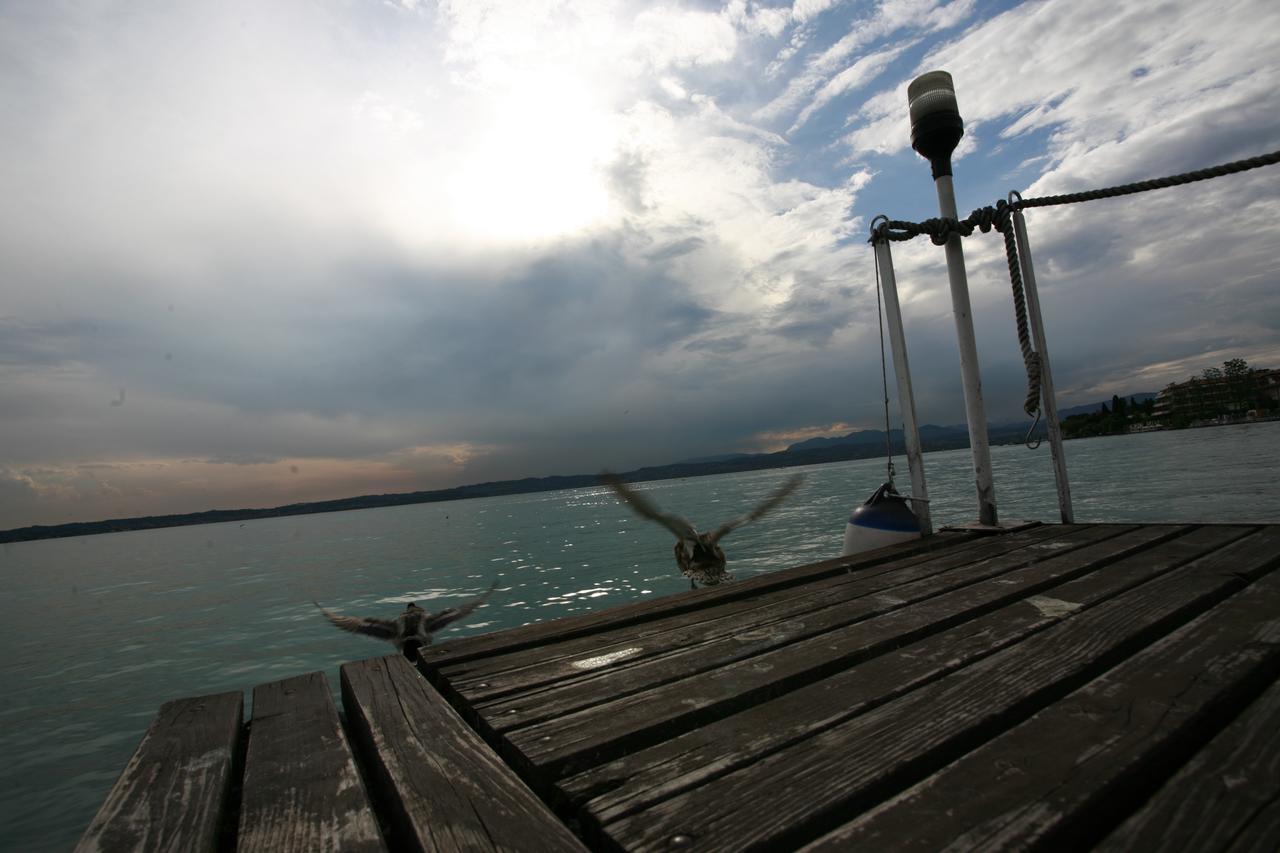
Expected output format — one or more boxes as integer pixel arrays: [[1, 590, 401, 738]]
[[1061, 394, 1155, 438]]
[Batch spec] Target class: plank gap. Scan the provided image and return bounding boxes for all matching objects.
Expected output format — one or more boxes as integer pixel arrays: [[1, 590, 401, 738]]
[[218, 715, 249, 853]]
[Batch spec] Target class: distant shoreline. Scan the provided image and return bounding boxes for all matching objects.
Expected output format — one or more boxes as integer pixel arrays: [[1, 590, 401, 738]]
[[1, 423, 1042, 543], [1062, 413, 1280, 440], [14, 418, 1269, 544]]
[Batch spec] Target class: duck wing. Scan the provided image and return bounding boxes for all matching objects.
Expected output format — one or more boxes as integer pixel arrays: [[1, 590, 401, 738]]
[[314, 602, 398, 640], [707, 474, 804, 544], [422, 580, 500, 634], [601, 473, 698, 542]]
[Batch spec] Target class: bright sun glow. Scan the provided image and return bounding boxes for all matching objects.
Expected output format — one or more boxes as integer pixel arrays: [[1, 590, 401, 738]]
[[446, 71, 619, 244]]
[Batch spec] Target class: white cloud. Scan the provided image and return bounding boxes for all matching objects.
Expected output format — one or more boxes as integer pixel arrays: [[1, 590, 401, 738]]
[[724, 1, 792, 38], [756, 0, 974, 125], [791, 0, 843, 23], [790, 41, 913, 132], [606, 97, 868, 311], [845, 0, 1280, 165], [628, 6, 740, 70]]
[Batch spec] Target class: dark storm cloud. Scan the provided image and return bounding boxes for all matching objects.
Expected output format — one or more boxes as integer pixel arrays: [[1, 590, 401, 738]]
[[608, 149, 652, 215], [684, 335, 751, 354], [767, 275, 859, 345], [646, 236, 707, 262], [0, 470, 39, 504], [0, 317, 100, 367], [0, 226, 735, 470], [405, 241, 719, 403]]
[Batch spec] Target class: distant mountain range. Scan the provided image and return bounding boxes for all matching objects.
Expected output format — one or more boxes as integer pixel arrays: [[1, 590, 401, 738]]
[[1, 395, 1150, 543], [783, 423, 974, 453]]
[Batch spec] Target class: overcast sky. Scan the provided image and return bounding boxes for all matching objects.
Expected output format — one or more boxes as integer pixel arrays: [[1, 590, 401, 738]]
[[1, 0, 1278, 528]]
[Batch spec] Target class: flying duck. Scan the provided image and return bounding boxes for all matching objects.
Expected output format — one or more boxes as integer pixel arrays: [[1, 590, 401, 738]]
[[315, 580, 499, 659], [602, 473, 803, 588]]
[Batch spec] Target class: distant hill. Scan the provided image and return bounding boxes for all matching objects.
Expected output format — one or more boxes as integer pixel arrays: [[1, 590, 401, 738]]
[[675, 452, 756, 465]]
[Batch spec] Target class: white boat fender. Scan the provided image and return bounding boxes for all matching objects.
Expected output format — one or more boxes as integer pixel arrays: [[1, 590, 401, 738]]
[[842, 481, 921, 556]]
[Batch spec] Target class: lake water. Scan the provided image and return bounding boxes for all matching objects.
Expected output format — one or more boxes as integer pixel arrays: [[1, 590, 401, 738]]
[[2, 422, 1279, 851]]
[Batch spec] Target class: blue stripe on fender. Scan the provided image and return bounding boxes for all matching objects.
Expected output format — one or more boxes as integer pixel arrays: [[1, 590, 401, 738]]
[[848, 513, 920, 533]]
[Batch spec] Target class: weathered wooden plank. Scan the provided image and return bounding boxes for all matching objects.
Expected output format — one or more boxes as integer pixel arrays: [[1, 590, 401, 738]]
[[496, 525, 1150, 759], [75, 691, 242, 853], [441, 525, 1080, 705], [1097, 677, 1280, 852], [474, 527, 1111, 733], [340, 655, 586, 852], [420, 529, 989, 669], [600, 525, 1272, 852], [800, 554, 1280, 851], [238, 672, 384, 853], [562, 524, 1204, 820], [435, 529, 1049, 693]]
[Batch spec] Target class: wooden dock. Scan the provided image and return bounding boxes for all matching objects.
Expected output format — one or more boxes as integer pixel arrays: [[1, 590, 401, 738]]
[[78, 522, 1280, 851]]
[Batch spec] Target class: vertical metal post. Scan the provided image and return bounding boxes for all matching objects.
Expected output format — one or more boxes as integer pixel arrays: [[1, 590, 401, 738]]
[[907, 71, 997, 528], [873, 234, 933, 535], [934, 176, 998, 526], [1010, 197, 1074, 522]]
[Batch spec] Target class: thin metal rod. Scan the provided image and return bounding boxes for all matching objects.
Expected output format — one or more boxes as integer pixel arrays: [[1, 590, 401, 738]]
[[1011, 205, 1074, 523], [934, 175, 998, 526], [874, 238, 933, 535]]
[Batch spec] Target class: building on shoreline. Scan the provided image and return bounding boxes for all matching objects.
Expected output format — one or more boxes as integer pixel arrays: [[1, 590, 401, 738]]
[[1063, 363, 1279, 439], [1152, 365, 1280, 423]]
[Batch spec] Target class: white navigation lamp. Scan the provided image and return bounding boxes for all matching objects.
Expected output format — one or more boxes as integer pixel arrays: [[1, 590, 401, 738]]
[[908, 70, 964, 179]]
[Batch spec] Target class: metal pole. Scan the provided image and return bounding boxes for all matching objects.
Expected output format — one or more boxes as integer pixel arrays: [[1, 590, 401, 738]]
[[873, 234, 933, 535], [934, 175, 998, 526], [1010, 198, 1074, 523], [907, 71, 997, 528]]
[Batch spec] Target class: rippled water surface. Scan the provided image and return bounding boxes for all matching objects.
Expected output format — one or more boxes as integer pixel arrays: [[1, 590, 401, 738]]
[[3, 422, 1279, 851]]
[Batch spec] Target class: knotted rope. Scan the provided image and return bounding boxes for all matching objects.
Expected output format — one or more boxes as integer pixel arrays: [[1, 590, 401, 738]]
[[868, 148, 1280, 438], [1015, 149, 1280, 209], [871, 200, 1042, 421]]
